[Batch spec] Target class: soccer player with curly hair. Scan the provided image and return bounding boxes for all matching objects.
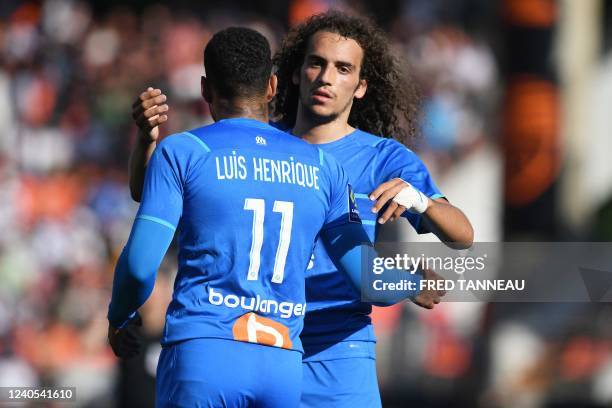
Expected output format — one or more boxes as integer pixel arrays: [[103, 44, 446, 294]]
[[270, 11, 473, 407], [127, 11, 472, 407]]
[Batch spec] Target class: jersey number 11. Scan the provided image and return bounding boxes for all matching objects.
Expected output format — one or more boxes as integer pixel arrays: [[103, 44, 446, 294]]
[[244, 198, 294, 284]]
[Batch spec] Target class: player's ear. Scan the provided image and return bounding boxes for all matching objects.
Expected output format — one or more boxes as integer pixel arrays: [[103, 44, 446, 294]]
[[266, 74, 278, 102], [201, 76, 212, 103], [354, 78, 367, 100]]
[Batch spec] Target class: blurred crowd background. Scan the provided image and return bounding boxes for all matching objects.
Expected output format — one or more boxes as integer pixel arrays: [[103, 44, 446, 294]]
[[1, 0, 612, 407]]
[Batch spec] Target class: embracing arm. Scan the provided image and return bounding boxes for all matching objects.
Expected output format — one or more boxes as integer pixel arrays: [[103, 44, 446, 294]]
[[320, 222, 423, 306], [370, 178, 474, 249], [421, 197, 473, 249], [129, 88, 169, 202], [129, 138, 157, 202]]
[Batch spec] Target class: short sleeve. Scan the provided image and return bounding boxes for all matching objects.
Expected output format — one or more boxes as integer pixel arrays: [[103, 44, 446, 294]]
[[136, 138, 185, 231], [320, 150, 362, 230]]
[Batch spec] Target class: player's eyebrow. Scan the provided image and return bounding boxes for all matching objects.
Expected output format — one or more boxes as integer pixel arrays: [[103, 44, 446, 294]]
[[306, 53, 356, 69], [335, 61, 355, 70], [305, 54, 326, 63]]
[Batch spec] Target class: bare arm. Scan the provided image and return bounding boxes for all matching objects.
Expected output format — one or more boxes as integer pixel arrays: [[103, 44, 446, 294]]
[[129, 133, 157, 202], [320, 222, 444, 308], [370, 178, 474, 249], [423, 198, 474, 249], [420, 197, 474, 249], [129, 87, 169, 202]]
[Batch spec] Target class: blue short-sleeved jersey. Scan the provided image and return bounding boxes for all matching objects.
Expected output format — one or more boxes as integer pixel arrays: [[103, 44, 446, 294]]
[[301, 129, 444, 361], [137, 118, 356, 353]]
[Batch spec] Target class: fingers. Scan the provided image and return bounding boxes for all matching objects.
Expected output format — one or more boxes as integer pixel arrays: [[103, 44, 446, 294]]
[[426, 292, 440, 306], [108, 324, 142, 359], [412, 268, 445, 309], [143, 104, 169, 122], [134, 105, 169, 130], [131, 87, 169, 137], [132, 88, 167, 120], [423, 298, 435, 309], [142, 113, 168, 129], [132, 87, 162, 109], [132, 95, 168, 120], [370, 178, 407, 215], [371, 184, 404, 216], [142, 93, 167, 111], [388, 205, 406, 223], [424, 269, 447, 298], [377, 201, 399, 224], [414, 295, 434, 309], [415, 291, 441, 309], [369, 178, 403, 201], [119, 327, 142, 356]]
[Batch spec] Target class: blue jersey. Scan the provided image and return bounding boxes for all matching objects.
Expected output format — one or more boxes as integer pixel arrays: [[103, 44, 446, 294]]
[[301, 129, 444, 360], [137, 118, 355, 353]]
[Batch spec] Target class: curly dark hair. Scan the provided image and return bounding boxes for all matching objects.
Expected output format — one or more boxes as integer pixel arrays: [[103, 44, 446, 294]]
[[204, 27, 272, 99], [272, 10, 420, 146]]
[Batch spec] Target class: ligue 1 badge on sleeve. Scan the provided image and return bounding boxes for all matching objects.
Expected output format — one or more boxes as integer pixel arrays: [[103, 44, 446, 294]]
[[348, 184, 361, 223]]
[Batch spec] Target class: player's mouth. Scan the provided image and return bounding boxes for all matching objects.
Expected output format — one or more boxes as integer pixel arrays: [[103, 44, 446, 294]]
[[311, 88, 333, 103]]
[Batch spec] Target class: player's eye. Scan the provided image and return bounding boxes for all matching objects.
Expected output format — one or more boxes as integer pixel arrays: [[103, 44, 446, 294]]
[[338, 65, 351, 74]]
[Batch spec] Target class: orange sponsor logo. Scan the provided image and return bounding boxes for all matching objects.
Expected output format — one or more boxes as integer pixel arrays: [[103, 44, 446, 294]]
[[232, 313, 293, 350]]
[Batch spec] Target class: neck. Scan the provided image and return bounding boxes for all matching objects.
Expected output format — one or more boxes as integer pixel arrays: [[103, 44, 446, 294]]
[[292, 102, 355, 144], [212, 98, 269, 123]]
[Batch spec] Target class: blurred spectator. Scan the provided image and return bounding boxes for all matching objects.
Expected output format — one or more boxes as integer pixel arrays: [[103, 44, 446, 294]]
[[3, 1, 608, 407]]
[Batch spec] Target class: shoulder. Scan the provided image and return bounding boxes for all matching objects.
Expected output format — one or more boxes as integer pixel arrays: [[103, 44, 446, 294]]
[[349, 129, 386, 147], [350, 130, 421, 163], [350, 130, 414, 155], [373, 137, 423, 166], [152, 129, 213, 179], [159, 121, 237, 154], [316, 147, 339, 169], [155, 131, 210, 157], [316, 148, 347, 187], [373, 136, 414, 154]]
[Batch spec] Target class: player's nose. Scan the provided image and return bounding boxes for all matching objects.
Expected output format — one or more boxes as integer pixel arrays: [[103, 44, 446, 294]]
[[318, 64, 335, 85]]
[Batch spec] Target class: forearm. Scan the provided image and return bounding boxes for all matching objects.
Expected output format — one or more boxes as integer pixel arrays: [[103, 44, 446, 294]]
[[321, 223, 421, 306], [107, 246, 155, 327], [422, 198, 473, 249], [108, 218, 173, 327], [128, 132, 156, 202]]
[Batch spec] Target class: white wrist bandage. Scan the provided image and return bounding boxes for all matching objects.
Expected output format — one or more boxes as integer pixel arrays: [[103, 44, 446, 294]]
[[392, 182, 430, 214]]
